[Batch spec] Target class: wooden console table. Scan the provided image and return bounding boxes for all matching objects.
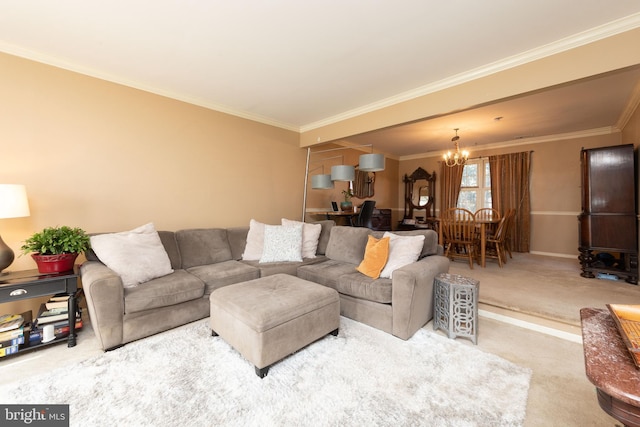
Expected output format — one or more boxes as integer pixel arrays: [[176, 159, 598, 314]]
[[0, 269, 79, 349], [581, 307, 640, 426]]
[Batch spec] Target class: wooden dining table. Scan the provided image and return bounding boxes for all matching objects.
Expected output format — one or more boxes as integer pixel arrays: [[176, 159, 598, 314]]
[[319, 211, 357, 226], [437, 216, 501, 268], [475, 217, 501, 268]]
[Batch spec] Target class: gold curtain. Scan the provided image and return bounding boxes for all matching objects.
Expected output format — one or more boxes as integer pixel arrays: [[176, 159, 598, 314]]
[[439, 162, 465, 212], [489, 152, 531, 252]]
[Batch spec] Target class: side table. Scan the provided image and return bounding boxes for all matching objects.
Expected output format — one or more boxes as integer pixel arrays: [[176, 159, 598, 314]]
[[433, 273, 479, 344], [0, 269, 79, 350], [581, 307, 640, 427]]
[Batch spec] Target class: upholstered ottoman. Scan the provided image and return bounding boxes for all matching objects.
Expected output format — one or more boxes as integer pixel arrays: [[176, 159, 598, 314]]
[[210, 273, 340, 378]]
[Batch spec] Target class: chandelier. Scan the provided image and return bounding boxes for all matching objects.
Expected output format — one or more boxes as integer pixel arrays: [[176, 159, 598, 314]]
[[443, 128, 469, 167]]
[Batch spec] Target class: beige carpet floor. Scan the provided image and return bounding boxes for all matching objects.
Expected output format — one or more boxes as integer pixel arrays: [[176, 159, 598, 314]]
[[448, 252, 639, 427], [449, 252, 640, 326], [2, 253, 637, 426]]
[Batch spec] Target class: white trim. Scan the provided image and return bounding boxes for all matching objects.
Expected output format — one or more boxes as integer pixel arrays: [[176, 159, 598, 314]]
[[530, 211, 581, 216], [301, 14, 640, 132], [4, 13, 636, 135], [479, 309, 582, 343], [399, 127, 617, 161], [0, 41, 300, 132], [529, 251, 577, 259], [616, 78, 640, 130]]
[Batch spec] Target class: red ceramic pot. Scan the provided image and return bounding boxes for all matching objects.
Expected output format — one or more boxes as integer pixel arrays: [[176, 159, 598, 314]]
[[31, 253, 78, 273]]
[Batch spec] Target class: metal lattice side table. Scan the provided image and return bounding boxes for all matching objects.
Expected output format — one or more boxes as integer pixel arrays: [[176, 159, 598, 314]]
[[433, 273, 479, 344]]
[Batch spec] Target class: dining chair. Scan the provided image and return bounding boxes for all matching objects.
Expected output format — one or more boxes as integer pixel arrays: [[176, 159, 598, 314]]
[[440, 208, 476, 269], [351, 200, 376, 228], [484, 215, 509, 267], [474, 208, 501, 237]]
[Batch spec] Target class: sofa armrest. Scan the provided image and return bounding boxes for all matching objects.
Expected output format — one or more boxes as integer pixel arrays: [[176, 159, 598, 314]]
[[80, 261, 125, 350], [391, 255, 450, 340]]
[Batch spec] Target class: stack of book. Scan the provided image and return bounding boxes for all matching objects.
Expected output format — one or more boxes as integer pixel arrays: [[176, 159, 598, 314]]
[[0, 313, 26, 357], [34, 294, 82, 342]]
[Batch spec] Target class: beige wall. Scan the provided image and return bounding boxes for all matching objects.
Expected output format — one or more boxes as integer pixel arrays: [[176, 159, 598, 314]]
[[0, 52, 306, 278], [398, 131, 624, 257], [304, 144, 398, 222], [1, 32, 639, 316], [301, 27, 640, 148]]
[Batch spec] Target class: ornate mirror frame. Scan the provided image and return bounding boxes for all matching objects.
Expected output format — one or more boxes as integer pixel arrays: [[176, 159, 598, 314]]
[[352, 166, 375, 199], [403, 167, 436, 219]]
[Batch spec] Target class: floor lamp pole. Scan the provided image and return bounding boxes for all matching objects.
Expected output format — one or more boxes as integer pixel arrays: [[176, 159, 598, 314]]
[[302, 147, 311, 222]]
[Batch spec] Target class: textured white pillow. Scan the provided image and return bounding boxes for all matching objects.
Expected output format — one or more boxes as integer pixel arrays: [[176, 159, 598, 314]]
[[281, 218, 322, 259], [259, 224, 303, 263], [379, 232, 425, 279], [90, 223, 174, 288], [242, 219, 266, 261]]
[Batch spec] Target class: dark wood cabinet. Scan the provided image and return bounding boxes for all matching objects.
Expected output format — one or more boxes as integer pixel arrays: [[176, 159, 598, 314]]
[[578, 144, 638, 284], [370, 208, 391, 231]]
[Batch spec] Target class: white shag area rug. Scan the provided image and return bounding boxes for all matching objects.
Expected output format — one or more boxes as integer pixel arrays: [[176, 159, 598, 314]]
[[1, 317, 531, 427]]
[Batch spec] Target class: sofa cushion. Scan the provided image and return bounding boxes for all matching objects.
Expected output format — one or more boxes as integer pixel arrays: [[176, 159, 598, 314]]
[[373, 229, 439, 258], [226, 226, 249, 260], [242, 255, 328, 277], [124, 270, 205, 314], [176, 228, 233, 269], [297, 259, 358, 290], [324, 226, 371, 265], [356, 235, 390, 279], [282, 218, 322, 259], [157, 231, 182, 270], [260, 224, 303, 263], [90, 223, 174, 288], [337, 271, 392, 304], [187, 260, 259, 295], [379, 232, 425, 279], [314, 220, 335, 255]]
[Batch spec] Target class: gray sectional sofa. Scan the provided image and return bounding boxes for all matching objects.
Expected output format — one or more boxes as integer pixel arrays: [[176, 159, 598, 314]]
[[80, 221, 450, 350]]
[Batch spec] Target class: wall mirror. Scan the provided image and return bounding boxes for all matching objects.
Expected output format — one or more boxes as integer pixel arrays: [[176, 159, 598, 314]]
[[403, 167, 435, 219], [352, 166, 375, 198]]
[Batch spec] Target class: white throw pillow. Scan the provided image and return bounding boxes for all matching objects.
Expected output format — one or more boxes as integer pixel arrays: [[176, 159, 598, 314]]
[[259, 224, 303, 263], [90, 223, 174, 288], [379, 232, 425, 279], [281, 218, 322, 259], [242, 219, 266, 261]]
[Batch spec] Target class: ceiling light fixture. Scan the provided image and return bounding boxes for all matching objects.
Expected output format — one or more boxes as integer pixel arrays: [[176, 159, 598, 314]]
[[443, 128, 469, 167]]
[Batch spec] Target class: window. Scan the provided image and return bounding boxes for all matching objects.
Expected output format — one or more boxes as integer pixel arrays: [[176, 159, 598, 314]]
[[457, 159, 492, 211]]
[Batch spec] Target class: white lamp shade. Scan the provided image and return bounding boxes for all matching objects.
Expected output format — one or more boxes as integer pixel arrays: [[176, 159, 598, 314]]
[[311, 174, 334, 189], [359, 153, 385, 172], [331, 165, 355, 182], [0, 184, 30, 219]]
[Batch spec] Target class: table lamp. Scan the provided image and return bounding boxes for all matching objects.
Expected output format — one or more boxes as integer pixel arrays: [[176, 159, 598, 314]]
[[0, 184, 31, 273]]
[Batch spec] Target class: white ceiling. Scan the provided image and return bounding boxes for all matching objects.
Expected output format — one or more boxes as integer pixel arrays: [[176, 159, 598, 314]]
[[1, 1, 640, 157]]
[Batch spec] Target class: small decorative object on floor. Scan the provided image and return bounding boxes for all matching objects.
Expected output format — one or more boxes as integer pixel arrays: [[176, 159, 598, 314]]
[[433, 272, 479, 344]]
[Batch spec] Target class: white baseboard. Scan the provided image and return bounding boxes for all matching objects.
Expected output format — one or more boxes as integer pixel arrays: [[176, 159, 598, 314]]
[[479, 309, 582, 344]]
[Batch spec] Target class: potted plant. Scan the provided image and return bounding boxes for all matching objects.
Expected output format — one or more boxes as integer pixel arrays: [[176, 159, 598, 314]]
[[341, 189, 354, 213], [21, 226, 90, 273]]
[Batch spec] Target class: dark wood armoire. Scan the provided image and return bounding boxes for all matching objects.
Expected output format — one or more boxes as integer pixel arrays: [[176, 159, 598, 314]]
[[578, 144, 638, 284]]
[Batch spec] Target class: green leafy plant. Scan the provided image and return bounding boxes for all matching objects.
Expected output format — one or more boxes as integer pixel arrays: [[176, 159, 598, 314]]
[[342, 189, 353, 202], [21, 226, 91, 255]]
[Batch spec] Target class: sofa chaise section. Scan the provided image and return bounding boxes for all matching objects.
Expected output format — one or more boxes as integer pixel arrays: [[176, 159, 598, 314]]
[[297, 226, 450, 340]]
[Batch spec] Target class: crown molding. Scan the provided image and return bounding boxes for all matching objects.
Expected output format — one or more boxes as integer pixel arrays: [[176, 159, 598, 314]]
[[0, 41, 300, 132], [2, 12, 639, 136], [300, 13, 640, 133], [398, 127, 618, 161], [616, 77, 640, 130]]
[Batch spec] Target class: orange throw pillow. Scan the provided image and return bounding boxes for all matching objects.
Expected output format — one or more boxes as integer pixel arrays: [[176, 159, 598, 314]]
[[356, 235, 390, 279]]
